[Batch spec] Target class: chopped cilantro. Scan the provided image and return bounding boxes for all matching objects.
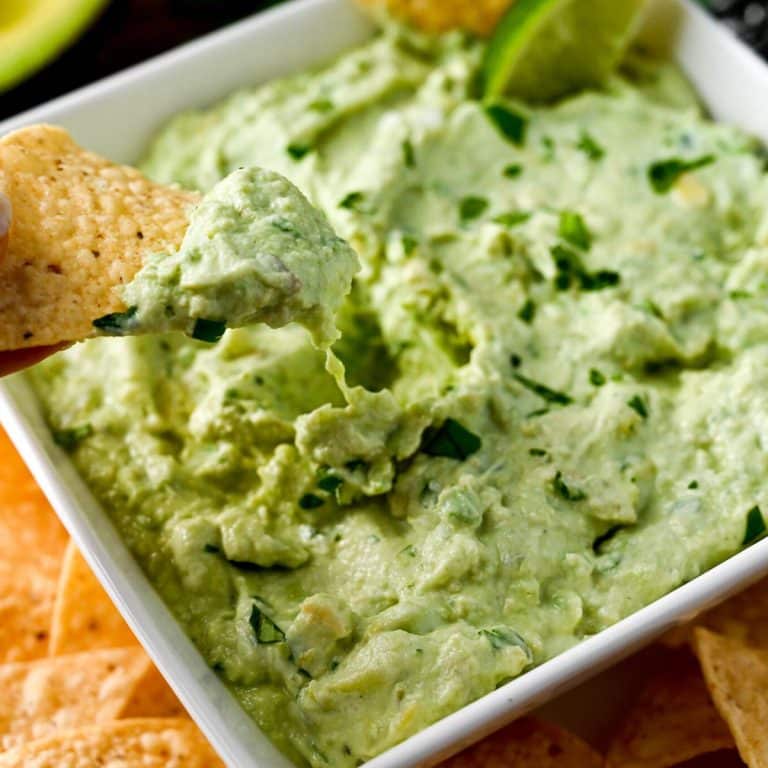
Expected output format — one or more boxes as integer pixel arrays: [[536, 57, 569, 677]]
[[402, 234, 419, 255], [582, 270, 620, 290], [627, 394, 648, 419], [480, 627, 532, 660], [402, 139, 416, 168], [509, 353, 522, 368], [52, 424, 93, 450], [576, 132, 605, 161], [345, 459, 367, 472], [299, 493, 325, 510], [589, 368, 606, 386], [503, 163, 523, 178], [459, 196, 489, 222], [191, 318, 226, 343], [592, 524, 623, 554], [553, 471, 587, 501], [203, 543, 220, 554], [559, 211, 592, 251], [485, 104, 527, 145], [338, 191, 366, 211], [308, 98, 333, 112], [743, 506, 767, 546], [421, 418, 482, 460], [249, 604, 285, 644], [92, 306, 137, 334], [648, 155, 715, 194], [529, 448, 547, 457], [286, 143, 311, 161], [494, 211, 531, 227], [551, 245, 619, 292], [513, 372, 572, 405], [517, 299, 536, 324], [317, 475, 343, 493], [688, 480, 699, 489]]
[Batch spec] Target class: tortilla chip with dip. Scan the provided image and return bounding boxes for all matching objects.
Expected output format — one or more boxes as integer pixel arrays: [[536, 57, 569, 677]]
[[0, 124, 197, 351]]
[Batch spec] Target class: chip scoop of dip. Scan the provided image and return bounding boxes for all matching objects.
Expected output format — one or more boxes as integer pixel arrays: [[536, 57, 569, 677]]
[[0, 124, 358, 371], [98, 167, 358, 348]]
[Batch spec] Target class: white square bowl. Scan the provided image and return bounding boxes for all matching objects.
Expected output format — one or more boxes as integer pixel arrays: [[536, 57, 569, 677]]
[[2, 1, 768, 765]]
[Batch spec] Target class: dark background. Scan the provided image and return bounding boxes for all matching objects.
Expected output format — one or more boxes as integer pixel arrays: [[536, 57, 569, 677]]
[[1, 0, 767, 122]]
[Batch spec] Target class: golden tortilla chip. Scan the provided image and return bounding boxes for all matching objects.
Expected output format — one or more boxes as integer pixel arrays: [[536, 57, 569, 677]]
[[354, 0, 514, 35], [120, 664, 186, 718], [694, 627, 768, 768], [0, 717, 224, 767], [437, 717, 602, 767], [49, 541, 136, 655], [0, 124, 199, 350], [663, 577, 768, 649], [0, 427, 67, 662], [605, 649, 734, 768], [0, 646, 152, 751]]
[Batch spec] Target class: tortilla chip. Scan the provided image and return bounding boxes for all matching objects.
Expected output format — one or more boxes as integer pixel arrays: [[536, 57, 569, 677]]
[[0, 646, 152, 751], [354, 0, 514, 35], [437, 717, 602, 767], [694, 627, 768, 768], [0, 428, 67, 662], [605, 649, 734, 767], [0, 717, 224, 767], [120, 664, 186, 719], [663, 577, 768, 649], [0, 124, 199, 350], [49, 541, 135, 655]]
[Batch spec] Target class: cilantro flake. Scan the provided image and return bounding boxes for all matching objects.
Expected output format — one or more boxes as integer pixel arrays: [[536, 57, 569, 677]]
[[553, 471, 587, 502], [299, 493, 325, 510], [589, 368, 606, 386], [627, 395, 648, 419], [513, 372, 572, 405], [191, 318, 226, 343], [92, 306, 137, 335], [485, 104, 527, 146], [52, 424, 93, 450], [249, 604, 285, 644], [648, 155, 715, 194], [421, 418, 482, 461], [743, 505, 767, 546], [559, 211, 592, 251], [459, 196, 488, 222]]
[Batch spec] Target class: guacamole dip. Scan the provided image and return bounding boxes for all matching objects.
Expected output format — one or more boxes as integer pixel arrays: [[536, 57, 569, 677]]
[[95, 166, 358, 347], [30, 24, 768, 768]]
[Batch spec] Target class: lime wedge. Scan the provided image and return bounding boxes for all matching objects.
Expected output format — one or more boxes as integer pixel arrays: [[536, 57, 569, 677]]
[[0, 0, 108, 93], [481, 0, 647, 102]]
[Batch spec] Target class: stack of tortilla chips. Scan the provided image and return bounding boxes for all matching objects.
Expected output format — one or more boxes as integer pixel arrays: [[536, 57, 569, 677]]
[[0, 420, 766, 766]]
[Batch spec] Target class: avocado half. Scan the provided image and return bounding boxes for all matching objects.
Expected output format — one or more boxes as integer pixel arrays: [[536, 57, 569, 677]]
[[0, 0, 109, 93]]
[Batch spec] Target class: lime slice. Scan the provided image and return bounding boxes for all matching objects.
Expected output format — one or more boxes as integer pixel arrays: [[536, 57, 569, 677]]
[[481, 0, 647, 103], [0, 0, 108, 93]]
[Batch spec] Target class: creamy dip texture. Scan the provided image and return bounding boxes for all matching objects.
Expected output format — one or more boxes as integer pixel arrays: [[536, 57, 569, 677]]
[[30, 25, 768, 768]]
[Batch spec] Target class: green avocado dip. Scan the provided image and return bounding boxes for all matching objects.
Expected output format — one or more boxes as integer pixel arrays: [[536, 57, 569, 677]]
[[29, 22, 768, 768], [94, 166, 359, 347]]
